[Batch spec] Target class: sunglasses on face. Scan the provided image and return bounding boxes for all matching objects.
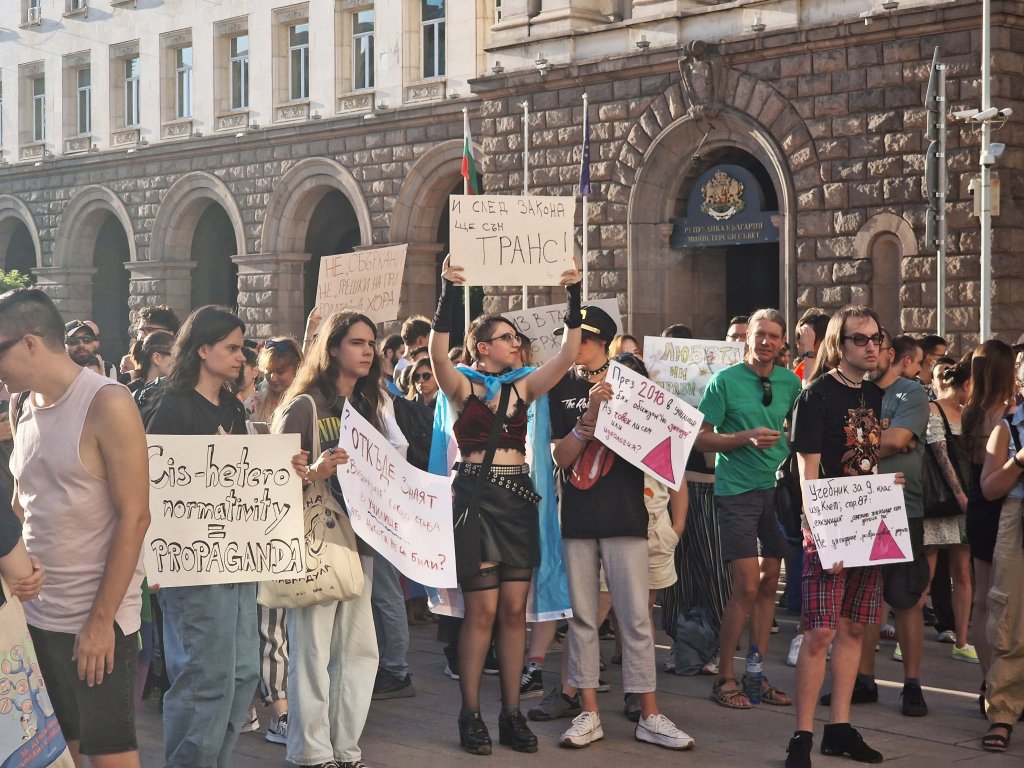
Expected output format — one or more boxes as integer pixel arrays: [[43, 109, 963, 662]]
[[482, 332, 520, 345], [759, 376, 773, 406], [841, 333, 884, 347], [263, 339, 294, 352], [66, 335, 96, 346], [413, 371, 433, 383]]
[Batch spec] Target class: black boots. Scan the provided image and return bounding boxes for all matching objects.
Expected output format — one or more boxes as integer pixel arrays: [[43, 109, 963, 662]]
[[498, 709, 538, 753], [458, 711, 492, 755], [820, 723, 883, 763]]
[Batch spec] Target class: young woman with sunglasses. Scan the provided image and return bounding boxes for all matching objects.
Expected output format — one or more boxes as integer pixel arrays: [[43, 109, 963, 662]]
[[409, 357, 438, 408], [429, 256, 582, 755]]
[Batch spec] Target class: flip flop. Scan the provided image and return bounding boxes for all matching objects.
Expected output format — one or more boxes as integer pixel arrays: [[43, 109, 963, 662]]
[[982, 723, 1012, 753]]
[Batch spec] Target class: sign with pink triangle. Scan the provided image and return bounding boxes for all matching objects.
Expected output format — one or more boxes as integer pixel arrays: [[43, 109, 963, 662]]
[[869, 520, 906, 561]]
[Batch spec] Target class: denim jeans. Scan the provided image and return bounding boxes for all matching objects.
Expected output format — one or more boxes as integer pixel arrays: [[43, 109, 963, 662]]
[[158, 582, 259, 768], [372, 550, 410, 677], [287, 554, 378, 765]]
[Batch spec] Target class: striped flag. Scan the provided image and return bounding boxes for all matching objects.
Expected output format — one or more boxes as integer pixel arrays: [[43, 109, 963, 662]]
[[579, 102, 591, 197], [461, 111, 479, 194]]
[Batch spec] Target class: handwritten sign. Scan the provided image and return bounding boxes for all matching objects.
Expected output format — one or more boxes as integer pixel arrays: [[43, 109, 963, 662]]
[[803, 473, 912, 569], [449, 195, 576, 286], [144, 435, 306, 588], [504, 298, 622, 365], [337, 402, 457, 588], [594, 361, 704, 491], [644, 337, 745, 407], [316, 245, 408, 324]]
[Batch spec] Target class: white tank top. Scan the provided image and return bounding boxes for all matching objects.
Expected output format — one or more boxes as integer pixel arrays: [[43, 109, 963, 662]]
[[13, 368, 144, 634]]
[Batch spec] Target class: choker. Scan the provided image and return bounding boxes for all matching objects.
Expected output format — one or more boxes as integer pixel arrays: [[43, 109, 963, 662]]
[[833, 367, 862, 388], [575, 359, 610, 379]]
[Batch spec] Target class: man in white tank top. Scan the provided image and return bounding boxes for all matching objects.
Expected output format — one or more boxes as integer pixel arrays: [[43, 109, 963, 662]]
[[1, 288, 150, 768]]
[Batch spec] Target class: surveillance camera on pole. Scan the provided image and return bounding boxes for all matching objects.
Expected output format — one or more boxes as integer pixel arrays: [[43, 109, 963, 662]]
[[923, 46, 947, 335]]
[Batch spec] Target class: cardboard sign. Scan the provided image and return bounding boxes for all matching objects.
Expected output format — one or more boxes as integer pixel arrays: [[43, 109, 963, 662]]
[[0, 586, 75, 768], [144, 435, 306, 588], [803, 473, 912, 569], [448, 195, 576, 286], [594, 361, 704, 491], [644, 337, 745, 407], [316, 245, 408, 324], [504, 298, 622, 365], [337, 402, 457, 588]]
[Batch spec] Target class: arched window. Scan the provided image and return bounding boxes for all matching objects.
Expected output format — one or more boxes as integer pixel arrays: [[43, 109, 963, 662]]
[[871, 233, 902, 335]]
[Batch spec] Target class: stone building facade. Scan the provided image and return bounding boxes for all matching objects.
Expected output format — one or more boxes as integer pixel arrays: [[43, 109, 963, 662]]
[[0, 0, 1021, 358]]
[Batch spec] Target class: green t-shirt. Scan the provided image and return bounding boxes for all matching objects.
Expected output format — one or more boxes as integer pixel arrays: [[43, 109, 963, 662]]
[[878, 376, 930, 519], [698, 362, 802, 496]]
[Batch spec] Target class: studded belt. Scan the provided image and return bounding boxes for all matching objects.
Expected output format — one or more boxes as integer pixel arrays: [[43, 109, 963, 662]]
[[454, 462, 541, 504]]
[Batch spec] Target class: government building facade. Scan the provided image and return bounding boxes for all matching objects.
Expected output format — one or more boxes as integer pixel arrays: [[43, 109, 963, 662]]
[[0, 0, 1020, 358]]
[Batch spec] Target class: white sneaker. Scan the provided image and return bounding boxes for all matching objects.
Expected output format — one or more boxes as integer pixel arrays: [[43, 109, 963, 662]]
[[936, 630, 957, 644], [559, 711, 603, 748], [787, 634, 803, 667], [635, 713, 695, 751], [265, 713, 288, 744], [700, 650, 720, 676], [241, 708, 260, 733]]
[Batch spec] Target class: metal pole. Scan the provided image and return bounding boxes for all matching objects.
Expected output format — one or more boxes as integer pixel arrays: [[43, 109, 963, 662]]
[[522, 101, 529, 311], [463, 107, 471, 331], [937, 61, 947, 337], [581, 92, 589, 302], [980, 0, 992, 340]]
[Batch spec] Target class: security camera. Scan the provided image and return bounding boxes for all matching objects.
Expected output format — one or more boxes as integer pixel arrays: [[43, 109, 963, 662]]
[[999, 107, 1013, 118], [953, 108, 979, 120], [991, 143, 1006, 158], [971, 107, 1000, 122]]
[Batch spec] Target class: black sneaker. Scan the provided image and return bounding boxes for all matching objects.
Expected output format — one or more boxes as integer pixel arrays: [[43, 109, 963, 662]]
[[820, 723, 882, 763], [819, 679, 878, 706], [372, 672, 415, 700], [785, 731, 813, 768], [528, 686, 582, 721], [484, 649, 500, 675], [900, 682, 928, 717], [623, 692, 641, 722], [520, 666, 544, 698]]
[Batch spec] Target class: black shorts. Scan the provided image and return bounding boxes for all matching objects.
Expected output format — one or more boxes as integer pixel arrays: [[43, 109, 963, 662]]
[[882, 517, 931, 611], [28, 623, 139, 755]]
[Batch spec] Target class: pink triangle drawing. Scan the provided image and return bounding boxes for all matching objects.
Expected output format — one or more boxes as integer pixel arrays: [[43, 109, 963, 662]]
[[869, 520, 905, 561], [642, 437, 676, 485]]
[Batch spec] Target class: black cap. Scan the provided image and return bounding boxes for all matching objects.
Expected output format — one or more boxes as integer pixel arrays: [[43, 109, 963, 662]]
[[65, 320, 91, 337], [554, 305, 617, 343]]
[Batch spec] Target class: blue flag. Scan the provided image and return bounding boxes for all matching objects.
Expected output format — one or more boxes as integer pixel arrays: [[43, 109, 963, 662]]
[[579, 103, 591, 197]]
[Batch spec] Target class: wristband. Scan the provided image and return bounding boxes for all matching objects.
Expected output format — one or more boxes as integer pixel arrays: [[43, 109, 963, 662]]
[[570, 426, 586, 442], [1013, 453, 1024, 470], [564, 282, 583, 329], [431, 278, 457, 333]]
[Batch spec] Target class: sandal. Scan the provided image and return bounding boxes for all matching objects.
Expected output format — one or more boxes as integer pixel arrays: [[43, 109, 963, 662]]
[[761, 678, 792, 706], [982, 723, 1012, 753], [712, 678, 752, 709]]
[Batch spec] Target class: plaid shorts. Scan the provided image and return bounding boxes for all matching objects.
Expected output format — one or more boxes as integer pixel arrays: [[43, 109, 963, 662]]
[[801, 535, 883, 630]]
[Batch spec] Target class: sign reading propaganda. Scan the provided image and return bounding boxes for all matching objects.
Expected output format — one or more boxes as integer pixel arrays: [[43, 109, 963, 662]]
[[316, 245, 408, 324], [670, 164, 780, 249], [643, 337, 745, 407], [504, 298, 622, 365], [448, 195, 576, 286]]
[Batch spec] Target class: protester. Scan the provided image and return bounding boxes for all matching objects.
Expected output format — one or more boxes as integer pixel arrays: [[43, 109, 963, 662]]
[[608, 334, 640, 357], [236, 345, 261, 415], [919, 335, 949, 393], [254, 337, 302, 423], [381, 333, 405, 396], [786, 306, 887, 768], [793, 309, 829, 384], [695, 308, 800, 710], [0, 493, 44, 605], [726, 316, 749, 346], [410, 357, 438, 408], [429, 255, 581, 755], [144, 305, 259, 768], [4, 288, 149, 767], [275, 310, 407, 768], [130, 305, 181, 340]]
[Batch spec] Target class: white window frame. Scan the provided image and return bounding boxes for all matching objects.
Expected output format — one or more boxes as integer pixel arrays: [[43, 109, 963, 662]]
[[288, 23, 309, 101], [31, 76, 45, 142], [25, 0, 42, 24], [0, 80, 4, 147], [175, 46, 193, 119], [77, 66, 91, 134], [351, 10, 374, 91], [229, 34, 249, 110], [421, 0, 445, 79], [124, 56, 140, 127]]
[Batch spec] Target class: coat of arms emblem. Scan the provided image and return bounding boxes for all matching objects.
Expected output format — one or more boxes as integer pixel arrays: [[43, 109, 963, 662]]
[[700, 170, 745, 220]]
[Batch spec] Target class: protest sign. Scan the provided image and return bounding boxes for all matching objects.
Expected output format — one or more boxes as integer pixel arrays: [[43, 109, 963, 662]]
[[336, 402, 457, 588], [144, 434, 306, 588], [802, 473, 912, 569], [644, 337, 745, 407], [504, 298, 622, 365], [0, 584, 75, 768], [448, 195, 576, 286], [316, 245, 408, 324], [594, 361, 704, 491]]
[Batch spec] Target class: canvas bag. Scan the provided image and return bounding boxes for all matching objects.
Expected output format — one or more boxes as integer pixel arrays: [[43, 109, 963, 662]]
[[0, 578, 76, 768], [258, 394, 365, 608]]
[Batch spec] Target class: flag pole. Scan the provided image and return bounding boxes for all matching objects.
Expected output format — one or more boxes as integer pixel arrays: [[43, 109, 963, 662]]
[[522, 101, 529, 311], [581, 92, 590, 302], [462, 107, 472, 331]]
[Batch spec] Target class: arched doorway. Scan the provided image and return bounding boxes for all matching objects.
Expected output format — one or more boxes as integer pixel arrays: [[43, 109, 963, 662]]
[[1, 220, 37, 276], [302, 190, 362, 315], [190, 204, 240, 310], [91, 215, 132, 363]]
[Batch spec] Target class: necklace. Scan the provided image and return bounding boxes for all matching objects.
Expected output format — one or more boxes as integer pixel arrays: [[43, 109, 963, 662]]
[[833, 367, 862, 388], [575, 359, 610, 379]]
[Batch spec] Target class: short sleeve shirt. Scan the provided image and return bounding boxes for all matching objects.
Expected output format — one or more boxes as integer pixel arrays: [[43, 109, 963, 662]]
[[878, 377, 930, 518], [698, 363, 802, 496]]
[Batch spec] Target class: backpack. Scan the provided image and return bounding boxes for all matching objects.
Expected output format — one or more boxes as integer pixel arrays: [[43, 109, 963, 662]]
[[774, 450, 804, 545]]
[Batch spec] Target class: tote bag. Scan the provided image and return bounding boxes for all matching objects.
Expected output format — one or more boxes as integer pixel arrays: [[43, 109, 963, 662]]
[[258, 395, 365, 608], [0, 579, 76, 768]]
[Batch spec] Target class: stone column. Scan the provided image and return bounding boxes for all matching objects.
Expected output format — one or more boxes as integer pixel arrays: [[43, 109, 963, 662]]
[[401, 242, 445, 321], [32, 266, 97, 320], [234, 252, 309, 340], [124, 261, 197, 321], [530, 0, 612, 35]]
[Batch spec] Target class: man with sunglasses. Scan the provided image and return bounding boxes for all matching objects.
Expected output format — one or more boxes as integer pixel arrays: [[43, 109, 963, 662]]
[[65, 319, 118, 379], [694, 308, 801, 710]]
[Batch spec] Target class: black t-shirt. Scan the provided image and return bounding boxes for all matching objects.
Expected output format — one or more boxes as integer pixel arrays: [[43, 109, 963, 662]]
[[791, 374, 883, 479], [0, 495, 20, 560], [144, 387, 248, 436], [549, 373, 647, 539]]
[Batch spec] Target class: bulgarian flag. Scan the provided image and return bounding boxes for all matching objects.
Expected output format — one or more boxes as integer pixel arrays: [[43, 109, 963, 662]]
[[461, 110, 479, 194]]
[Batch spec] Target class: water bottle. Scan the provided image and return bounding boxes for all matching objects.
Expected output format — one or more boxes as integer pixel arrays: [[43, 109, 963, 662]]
[[742, 645, 763, 706]]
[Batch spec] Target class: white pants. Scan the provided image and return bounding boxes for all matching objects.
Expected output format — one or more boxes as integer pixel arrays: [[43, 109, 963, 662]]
[[286, 555, 378, 765]]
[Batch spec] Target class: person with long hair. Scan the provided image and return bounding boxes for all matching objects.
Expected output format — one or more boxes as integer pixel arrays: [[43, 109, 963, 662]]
[[255, 337, 303, 423], [429, 256, 581, 755], [143, 306, 257, 768], [962, 340, 1017, 686], [274, 310, 407, 768]]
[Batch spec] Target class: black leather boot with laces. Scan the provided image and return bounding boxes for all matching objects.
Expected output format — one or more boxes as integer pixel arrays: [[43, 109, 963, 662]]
[[458, 711, 492, 755], [498, 709, 538, 753]]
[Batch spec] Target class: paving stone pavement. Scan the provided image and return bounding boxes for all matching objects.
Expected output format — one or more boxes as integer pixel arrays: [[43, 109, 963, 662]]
[[136, 614, 1020, 767]]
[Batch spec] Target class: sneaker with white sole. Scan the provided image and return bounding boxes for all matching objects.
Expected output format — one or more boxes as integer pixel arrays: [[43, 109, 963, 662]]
[[265, 714, 288, 744], [635, 713, 695, 750], [892, 643, 903, 662], [241, 708, 260, 733], [700, 650, 720, 676], [786, 634, 803, 667], [936, 629, 957, 644], [952, 643, 979, 663], [520, 666, 544, 698], [559, 711, 603, 748]]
